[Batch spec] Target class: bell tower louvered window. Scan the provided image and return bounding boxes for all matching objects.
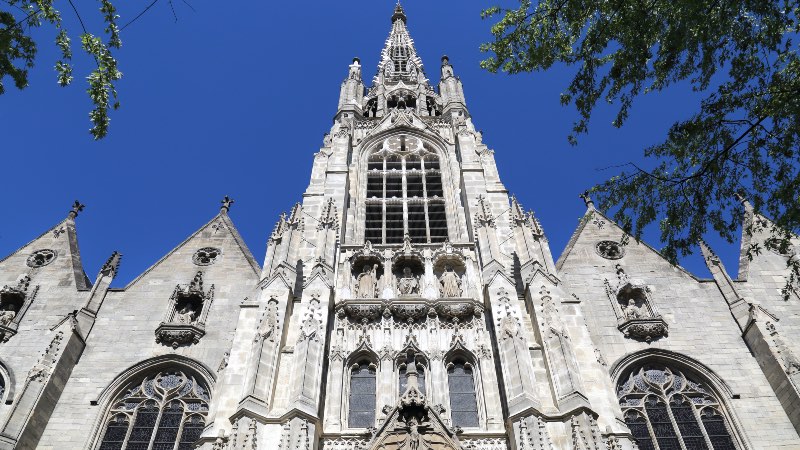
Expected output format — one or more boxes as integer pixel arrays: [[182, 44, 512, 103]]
[[97, 370, 209, 450], [618, 365, 738, 450], [365, 135, 448, 245]]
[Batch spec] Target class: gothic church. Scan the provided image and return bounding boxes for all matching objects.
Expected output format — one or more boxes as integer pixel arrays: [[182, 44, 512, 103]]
[[1, 4, 799, 450]]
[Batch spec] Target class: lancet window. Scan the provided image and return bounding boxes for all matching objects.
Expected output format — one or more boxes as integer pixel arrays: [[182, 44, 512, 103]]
[[617, 365, 738, 450], [365, 135, 447, 245], [348, 360, 377, 428], [447, 359, 479, 428], [97, 370, 209, 450]]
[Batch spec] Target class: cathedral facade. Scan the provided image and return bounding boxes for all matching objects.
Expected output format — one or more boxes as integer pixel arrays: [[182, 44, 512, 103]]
[[1, 4, 800, 450]]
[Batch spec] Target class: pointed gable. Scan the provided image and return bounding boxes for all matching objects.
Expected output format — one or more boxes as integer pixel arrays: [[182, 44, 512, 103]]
[[557, 207, 701, 281], [0, 215, 89, 291], [124, 212, 260, 289]]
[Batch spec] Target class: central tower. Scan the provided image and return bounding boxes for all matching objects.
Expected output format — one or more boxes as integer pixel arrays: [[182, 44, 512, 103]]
[[218, 4, 635, 450]]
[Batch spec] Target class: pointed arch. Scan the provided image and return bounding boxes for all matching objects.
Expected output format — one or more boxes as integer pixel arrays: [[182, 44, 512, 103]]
[[443, 337, 482, 429], [344, 340, 379, 429], [87, 355, 215, 450], [612, 349, 750, 450], [351, 129, 463, 245], [0, 358, 17, 405]]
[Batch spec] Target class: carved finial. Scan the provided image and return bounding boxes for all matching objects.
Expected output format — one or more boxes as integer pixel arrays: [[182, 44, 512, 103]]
[[698, 239, 720, 264], [220, 196, 234, 214], [579, 191, 594, 209], [734, 192, 753, 212], [528, 211, 545, 237], [68, 200, 85, 219], [476, 195, 495, 227], [287, 202, 303, 226], [100, 251, 122, 278], [269, 213, 289, 241], [392, 0, 406, 23], [318, 198, 338, 230], [510, 195, 526, 223]]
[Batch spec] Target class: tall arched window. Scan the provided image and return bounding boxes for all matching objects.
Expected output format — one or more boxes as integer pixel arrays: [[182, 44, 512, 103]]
[[348, 360, 376, 428], [365, 135, 448, 245], [618, 365, 738, 450], [97, 370, 209, 450], [447, 359, 479, 428]]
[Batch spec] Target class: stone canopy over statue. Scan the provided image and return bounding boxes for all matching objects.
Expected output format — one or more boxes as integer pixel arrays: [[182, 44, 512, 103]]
[[439, 265, 462, 298]]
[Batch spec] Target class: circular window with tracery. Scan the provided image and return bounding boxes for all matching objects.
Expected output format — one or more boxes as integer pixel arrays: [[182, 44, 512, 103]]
[[192, 248, 221, 266], [27, 249, 56, 268], [596, 241, 625, 260]]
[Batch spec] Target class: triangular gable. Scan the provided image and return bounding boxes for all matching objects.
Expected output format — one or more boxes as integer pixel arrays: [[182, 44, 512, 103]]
[[124, 213, 260, 289], [0, 216, 89, 291], [556, 207, 704, 281], [366, 389, 463, 450]]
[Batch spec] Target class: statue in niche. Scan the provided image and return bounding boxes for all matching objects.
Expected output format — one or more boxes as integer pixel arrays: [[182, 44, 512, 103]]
[[175, 303, 197, 324], [0, 305, 16, 326], [622, 299, 644, 320], [356, 264, 379, 298], [439, 265, 462, 298], [397, 267, 419, 296]]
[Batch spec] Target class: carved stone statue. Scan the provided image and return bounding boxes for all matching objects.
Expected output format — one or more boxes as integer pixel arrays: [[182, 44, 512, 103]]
[[397, 267, 419, 296], [439, 265, 462, 298], [407, 417, 421, 450], [0, 305, 15, 326], [356, 264, 379, 298], [175, 304, 197, 324], [623, 299, 643, 320]]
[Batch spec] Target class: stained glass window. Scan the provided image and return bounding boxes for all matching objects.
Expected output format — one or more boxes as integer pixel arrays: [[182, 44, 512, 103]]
[[447, 360, 479, 428], [348, 361, 376, 428], [365, 135, 448, 244], [97, 370, 209, 450], [618, 365, 738, 450]]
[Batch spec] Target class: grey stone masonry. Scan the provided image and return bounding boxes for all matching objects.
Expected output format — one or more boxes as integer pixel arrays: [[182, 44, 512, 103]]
[[1, 4, 798, 450]]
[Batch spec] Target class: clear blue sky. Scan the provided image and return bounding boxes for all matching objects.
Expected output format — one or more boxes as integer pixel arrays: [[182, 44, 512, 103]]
[[0, 1, 739, 286]]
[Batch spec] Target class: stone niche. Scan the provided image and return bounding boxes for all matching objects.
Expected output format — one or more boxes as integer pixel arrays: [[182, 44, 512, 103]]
[[0, 275, 36, 343], [432, 241, 466, 299], [155, 271, 215, 348], [604, 265, 668, 342], [392, 235, 424, 298], [351, 241, 385, 300]]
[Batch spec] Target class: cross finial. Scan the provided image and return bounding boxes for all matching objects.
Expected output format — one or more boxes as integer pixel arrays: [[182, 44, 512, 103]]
[[68, 200, 85, 219], [579, 191, 594, 209], [220, 195, 235, 214]]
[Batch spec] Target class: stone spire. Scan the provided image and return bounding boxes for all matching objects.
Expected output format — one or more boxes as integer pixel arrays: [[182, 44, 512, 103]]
[[375, 2, 425, 85]]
